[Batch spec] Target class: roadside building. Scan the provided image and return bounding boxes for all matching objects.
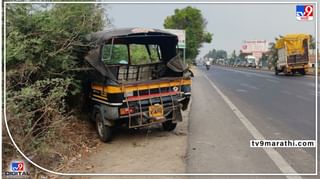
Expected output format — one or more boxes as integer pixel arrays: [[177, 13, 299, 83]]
[[240, 40, 269, 67]]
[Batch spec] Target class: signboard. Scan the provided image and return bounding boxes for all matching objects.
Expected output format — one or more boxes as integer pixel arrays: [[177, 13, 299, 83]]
[[241, 40, 268, 53], [164, 29, 186, 49]]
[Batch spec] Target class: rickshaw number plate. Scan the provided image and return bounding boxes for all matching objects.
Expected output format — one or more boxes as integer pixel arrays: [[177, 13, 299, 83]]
[[149, 105, 164, 117]]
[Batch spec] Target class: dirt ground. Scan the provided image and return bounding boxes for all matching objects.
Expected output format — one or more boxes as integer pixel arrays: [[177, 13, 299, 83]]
[[53, 102, 191, 179]]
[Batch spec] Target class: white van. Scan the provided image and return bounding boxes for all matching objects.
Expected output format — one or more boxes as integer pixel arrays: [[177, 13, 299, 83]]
[[245, 55, 256, 68]]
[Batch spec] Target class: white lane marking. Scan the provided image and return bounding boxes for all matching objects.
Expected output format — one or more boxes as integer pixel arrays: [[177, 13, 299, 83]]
[[309, 93, 315, 96], [306, 83, 316, 87], [280, 91, 313, 102], [236, 89, 248, 93], [266, 79, 280, 84], [281, 90, 293, 95], [295, 95, 313, 102], [203, 74, 301, 179], [216, 66, 276, 79], [240, 83, 259, 90]]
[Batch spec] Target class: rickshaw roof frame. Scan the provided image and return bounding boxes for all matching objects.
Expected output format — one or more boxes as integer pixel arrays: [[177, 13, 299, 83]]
[[85, 27, 178, 46], [84, 28, 180, 82]]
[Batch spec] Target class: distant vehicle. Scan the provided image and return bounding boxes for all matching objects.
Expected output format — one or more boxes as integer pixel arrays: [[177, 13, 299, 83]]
[[240, 60, 247, 67], [205, 60, 211, 70], [216, 58, 225, 65], [274, 34, 310, 75], [245, 55, 256, 68], [233, 59, 241, 67]]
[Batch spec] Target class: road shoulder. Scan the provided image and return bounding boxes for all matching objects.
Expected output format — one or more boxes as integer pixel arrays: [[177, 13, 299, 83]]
[[187, 68, 284, 174]]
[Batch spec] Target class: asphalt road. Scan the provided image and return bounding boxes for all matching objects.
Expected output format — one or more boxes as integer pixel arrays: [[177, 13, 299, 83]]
[[187, 65, 317, 178]]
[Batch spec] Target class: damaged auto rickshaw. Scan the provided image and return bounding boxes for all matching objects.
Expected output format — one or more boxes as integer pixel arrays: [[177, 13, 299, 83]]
[[84, 28, 192, 142]]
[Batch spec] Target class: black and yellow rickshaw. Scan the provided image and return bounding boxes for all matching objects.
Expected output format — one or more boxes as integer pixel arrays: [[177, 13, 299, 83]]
[[84, 28, 192, 142]]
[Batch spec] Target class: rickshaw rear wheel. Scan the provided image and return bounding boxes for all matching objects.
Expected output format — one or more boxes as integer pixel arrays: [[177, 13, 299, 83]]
[[162, 120, 177, 131], [95, 112, 112, 142]]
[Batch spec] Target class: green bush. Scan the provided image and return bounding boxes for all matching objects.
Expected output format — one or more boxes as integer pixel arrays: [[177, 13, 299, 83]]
[[5, 3, 107, 168]]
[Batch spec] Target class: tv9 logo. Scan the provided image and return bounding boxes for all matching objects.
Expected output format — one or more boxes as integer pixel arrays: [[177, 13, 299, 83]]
[[11, 161, 24, 172], [296, 5, 313, 21], [4, 160, 30, 177]]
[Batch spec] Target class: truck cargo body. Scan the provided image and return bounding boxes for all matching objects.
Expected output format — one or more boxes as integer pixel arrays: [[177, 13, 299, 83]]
[[275, 34, 310, 75]]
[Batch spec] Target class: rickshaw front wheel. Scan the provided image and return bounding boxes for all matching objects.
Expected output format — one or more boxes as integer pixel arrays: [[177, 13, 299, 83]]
[[95, 112, 112, 142], [162, 120, 177, 131]]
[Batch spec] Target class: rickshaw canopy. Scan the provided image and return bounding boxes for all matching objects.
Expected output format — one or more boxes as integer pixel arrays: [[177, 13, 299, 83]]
[[83, 28, 181, 80]]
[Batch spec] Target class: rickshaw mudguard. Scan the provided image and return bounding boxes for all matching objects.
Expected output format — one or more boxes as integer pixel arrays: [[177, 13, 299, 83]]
[[92, 104, 114, 127]]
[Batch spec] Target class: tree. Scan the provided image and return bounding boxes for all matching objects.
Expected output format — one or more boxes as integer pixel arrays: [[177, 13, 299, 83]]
[[230, 50, 237, 65], [216, 50, 228, 59], [310, 35, 315, 49], [204, 49, 228, 64], [260, 53, 268, 67], [268, 35, 283, 68], [238, 50, 246, 60], [163, 6, 213, 62], [268, 42, 278, 66], [205, 49, 227, 59], [204, 49, 217, 60]]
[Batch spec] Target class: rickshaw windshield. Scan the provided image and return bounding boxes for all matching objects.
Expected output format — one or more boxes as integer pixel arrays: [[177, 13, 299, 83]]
[[102, 43, 161, 65]]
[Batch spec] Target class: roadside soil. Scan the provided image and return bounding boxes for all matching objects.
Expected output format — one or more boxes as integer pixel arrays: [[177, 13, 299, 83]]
[[3, 106, 190, 179], [54, 103, 191, 179]]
